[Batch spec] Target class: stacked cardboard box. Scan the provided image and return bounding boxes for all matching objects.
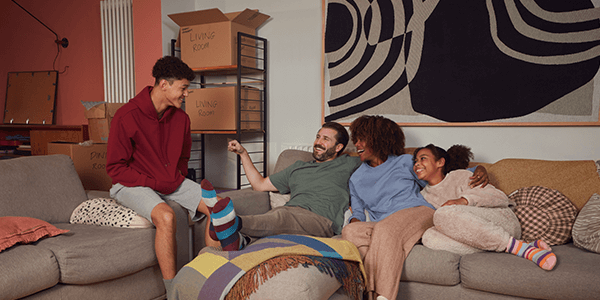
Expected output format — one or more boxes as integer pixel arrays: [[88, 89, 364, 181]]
[[47, 142, 112, 191], [169, 8, 270, 69], [83, 102, 125, 143], [185, 86, 262, 131]]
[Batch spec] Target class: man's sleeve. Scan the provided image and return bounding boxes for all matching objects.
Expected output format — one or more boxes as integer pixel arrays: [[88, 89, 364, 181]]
[[269, 161, 299, 194]]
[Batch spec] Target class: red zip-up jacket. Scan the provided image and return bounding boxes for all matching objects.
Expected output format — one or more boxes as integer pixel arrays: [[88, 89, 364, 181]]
[[106, 86, 192, 195]]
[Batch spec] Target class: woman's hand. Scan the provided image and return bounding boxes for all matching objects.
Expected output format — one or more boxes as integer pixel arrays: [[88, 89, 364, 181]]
[[441, 198, 469, 206], [469, 166, 489, 188]]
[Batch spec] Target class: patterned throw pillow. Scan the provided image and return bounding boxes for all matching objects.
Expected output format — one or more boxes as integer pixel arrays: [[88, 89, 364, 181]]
[[572, 193, 600, 253], [70, 198, 152, 228], [509, 186, 578, 245]]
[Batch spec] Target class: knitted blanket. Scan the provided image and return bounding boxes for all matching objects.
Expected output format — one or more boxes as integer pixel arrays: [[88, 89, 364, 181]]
[[171, 234, 366, 300]]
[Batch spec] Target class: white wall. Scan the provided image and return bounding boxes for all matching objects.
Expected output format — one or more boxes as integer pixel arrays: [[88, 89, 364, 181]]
[[163, 0, 600, 184], [161, 1, 196, 57]]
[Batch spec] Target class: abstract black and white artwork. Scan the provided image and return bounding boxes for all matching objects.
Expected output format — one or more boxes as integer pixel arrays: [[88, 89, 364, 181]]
[[324, 0, 600, 125]]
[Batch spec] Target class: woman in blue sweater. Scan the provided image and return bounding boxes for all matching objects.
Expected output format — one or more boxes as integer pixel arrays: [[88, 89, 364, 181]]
[[342, 115, 487, 300]]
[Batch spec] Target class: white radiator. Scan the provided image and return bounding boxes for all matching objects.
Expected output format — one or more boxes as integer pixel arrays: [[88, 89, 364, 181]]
[[100, 0, 135, 104]]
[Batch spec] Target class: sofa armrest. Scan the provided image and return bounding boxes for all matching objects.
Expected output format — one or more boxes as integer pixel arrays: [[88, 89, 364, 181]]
[[218, 188, 271, 216], [86, 190, 111, 199]]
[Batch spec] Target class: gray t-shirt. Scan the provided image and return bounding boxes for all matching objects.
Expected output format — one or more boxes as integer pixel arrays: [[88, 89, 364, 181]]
[[269, 154, 361, 234]]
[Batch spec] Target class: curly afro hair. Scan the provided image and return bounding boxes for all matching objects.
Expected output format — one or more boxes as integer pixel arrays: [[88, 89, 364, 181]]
[[349, 115, 405, 162], [152, 56, 195, 85]]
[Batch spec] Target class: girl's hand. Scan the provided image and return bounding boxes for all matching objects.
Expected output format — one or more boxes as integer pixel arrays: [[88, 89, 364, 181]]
[[469, 166, 489, 188]]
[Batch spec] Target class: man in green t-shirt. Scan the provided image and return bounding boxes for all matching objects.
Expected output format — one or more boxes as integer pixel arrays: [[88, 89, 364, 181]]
[[204, 122, 361, 251]]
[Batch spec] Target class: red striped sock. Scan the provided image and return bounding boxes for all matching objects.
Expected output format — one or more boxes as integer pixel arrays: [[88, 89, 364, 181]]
[[201, 179, 218, 213], [210, 197, 246, 251]]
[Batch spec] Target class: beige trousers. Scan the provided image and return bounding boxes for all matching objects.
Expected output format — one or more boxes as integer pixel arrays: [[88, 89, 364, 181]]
[[342, 206, 434, 300]]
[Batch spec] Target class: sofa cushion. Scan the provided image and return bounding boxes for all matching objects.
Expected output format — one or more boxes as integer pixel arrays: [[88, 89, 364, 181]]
[[572, 193, 600, 253], [487, 159, 600, 210], [460, 244, 600, 300], [0, 155, 88, 223], [34, 223, 157, 284], [1, 217, 69, 252], [510, 186, 578, 245], [401, 244, 461, 286], [246, 264, 342, 300], [21, 266, 165, 300], [70, 198, 152, 228], [0, 245, 60, 300]]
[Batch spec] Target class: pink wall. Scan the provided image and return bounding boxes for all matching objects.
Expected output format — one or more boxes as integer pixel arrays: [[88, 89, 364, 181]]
[[0, 0, 162, 126], [133, 0, 163, 92]]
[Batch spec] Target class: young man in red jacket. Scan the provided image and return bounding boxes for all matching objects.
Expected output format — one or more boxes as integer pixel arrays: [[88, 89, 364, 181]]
[[106, 56, 217, 295]]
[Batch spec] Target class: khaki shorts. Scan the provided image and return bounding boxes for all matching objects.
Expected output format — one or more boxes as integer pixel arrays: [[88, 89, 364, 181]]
[[110, 179, 203, 224]]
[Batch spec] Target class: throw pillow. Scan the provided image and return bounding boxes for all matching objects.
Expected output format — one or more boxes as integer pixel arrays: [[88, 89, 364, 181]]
[[70, 198, 152, 228], [0, 217, 69, 252], [244, 262, 342, 300], [509, 186, 578, 245], [269, 191, 291, 209], [572, 193, 600, 253]]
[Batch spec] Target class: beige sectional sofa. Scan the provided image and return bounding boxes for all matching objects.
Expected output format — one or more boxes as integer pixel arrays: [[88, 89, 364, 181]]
[[0, 155, 192, 300], [193, 149, 600, 300]]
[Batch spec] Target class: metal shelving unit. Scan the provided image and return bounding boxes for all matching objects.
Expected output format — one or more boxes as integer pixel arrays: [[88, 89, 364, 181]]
[[172, 33, 267, 189]]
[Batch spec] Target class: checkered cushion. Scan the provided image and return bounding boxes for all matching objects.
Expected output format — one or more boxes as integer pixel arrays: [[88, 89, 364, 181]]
[[509, 186, 578, 245]]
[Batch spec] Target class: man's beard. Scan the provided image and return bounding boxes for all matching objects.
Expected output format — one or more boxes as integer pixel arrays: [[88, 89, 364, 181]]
[[312, 144, 337, 162]]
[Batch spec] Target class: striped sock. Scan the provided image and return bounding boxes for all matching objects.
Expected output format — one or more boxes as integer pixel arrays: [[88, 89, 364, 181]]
[[529, 239, 552, 251], [209, 197, 247, 251], [200, 179, 218, 213], [506, 237, 557, 270]]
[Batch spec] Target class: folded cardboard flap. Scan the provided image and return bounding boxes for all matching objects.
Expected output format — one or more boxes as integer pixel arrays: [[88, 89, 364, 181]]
[[83, 102, 123, 119], [169, 8, 269, 47]]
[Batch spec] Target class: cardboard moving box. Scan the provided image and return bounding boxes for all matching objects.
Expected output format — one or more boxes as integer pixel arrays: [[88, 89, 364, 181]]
[[186, 86, 262, 131], [83, 102, 125, 143], [168, 8, 270, 69], [47, 142, 112, 191]]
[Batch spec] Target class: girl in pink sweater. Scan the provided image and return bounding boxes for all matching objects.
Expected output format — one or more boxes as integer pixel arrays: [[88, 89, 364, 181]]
[[413, 144, 557, 271]]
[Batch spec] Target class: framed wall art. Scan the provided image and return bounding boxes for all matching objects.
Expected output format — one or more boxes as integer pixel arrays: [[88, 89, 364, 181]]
[[322, 0, 600, 126]]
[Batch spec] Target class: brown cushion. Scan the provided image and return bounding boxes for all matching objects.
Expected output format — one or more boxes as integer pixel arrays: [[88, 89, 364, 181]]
[[487, 159, 600, 210], [509, 186, 578, 245]]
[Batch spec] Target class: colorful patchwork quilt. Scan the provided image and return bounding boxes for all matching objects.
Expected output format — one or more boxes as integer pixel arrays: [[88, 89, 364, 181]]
[[171, 234, 366, 300]]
